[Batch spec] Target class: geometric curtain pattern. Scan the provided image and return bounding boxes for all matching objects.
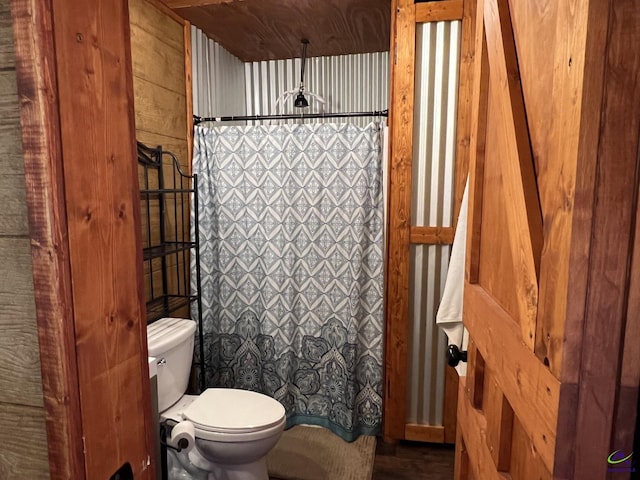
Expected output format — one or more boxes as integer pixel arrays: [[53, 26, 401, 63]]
[[192, 122, 384, 441]]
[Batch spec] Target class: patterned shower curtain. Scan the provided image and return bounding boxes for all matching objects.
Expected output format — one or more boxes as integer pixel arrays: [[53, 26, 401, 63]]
[[192, 122, 384, 441]]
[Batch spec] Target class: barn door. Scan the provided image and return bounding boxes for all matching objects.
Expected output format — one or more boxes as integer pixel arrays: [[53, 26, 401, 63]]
[[455, 0, 559, 477], [455, 0, 640, 477]]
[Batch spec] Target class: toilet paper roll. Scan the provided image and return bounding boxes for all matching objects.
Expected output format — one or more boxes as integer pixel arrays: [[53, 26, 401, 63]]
[[168, 421, 196, 454]]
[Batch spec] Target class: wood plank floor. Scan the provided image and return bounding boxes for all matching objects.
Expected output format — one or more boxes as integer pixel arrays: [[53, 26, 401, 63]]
[[372, 441, 455, 480]]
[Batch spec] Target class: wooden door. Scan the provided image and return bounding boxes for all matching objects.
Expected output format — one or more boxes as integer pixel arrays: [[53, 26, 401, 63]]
[[456, 0, 640, 478]]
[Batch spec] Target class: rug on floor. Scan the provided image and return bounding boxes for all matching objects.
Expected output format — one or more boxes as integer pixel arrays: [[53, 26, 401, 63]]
[[267, 425, 377, 480]]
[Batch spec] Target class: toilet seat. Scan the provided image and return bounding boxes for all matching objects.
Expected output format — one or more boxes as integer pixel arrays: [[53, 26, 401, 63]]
[[182, 388, 286, 435], [190, 415, 286, 443]]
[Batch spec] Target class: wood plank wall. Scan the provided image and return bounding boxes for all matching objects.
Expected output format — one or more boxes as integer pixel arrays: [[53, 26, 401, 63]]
[[129, 0, 191, 319], [0, 2, 49, 478], [129, 0, 189, 175]]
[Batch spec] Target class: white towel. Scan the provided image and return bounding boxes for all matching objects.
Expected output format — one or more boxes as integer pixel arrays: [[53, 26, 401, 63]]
[[436, 179, 469, 376]]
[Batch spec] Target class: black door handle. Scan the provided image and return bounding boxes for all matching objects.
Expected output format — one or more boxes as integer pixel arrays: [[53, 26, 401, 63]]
[[446, 344, 467, 367]]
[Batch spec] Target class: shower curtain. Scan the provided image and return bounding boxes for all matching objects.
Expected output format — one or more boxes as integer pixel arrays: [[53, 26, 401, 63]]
[[192, 121, 384, 441]]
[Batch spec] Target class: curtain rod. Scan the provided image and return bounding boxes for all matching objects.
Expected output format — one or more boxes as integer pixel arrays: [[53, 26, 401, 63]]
[[193, 109, 389, 125]]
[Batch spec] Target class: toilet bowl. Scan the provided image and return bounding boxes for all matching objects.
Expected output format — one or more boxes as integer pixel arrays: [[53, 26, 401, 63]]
[[148, 317, 286, 480]]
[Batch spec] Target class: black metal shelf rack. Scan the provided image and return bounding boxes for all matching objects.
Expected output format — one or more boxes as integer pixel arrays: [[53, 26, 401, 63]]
[[138, 141, 205, 392]]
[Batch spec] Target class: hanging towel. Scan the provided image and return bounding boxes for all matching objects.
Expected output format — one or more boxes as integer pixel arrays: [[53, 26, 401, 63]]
[[436, 179, 469, 376]]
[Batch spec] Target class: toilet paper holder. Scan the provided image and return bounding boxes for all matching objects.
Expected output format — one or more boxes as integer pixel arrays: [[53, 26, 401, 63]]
[[446, 344, 467, 367], [160, 420, 190, 453]]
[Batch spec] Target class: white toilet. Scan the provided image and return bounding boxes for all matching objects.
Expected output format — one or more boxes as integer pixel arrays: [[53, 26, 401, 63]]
[[147, 317, 286, 480]]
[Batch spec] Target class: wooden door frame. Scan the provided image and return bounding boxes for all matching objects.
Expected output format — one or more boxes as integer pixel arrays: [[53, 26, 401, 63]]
[[11, 0, 155, 478], [11, 1, 84, 477], [384, 0, 472, 442]]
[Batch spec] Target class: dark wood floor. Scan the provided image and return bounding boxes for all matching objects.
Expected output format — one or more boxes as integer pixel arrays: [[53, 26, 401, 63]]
[[372, 441, 455, 480]]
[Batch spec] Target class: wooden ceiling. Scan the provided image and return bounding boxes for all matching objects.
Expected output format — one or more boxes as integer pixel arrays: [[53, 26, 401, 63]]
[[164, 0, 391, 62]]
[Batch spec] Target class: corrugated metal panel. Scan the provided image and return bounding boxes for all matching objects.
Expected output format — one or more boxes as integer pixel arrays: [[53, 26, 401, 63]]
[[407, 20, 461, 427], [244, 52, 389, 126], [408, 244, 451, 425], [191, 26, 246, 118]]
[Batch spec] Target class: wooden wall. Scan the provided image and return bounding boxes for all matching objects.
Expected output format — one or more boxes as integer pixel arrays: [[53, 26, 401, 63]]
[[130, 0, 190, 166], [0, 1, 49, 478], [129, 0, 192, 318]]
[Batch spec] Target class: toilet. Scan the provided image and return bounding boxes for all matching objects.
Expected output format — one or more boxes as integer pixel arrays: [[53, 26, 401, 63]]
[[147, 317, 286, 480]]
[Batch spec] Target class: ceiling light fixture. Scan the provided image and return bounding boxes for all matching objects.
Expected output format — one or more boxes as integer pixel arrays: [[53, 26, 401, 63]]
[[294, 39, 310, 109]]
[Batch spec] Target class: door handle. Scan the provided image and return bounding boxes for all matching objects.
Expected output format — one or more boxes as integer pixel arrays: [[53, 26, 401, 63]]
[[446, 344, 467, 367]]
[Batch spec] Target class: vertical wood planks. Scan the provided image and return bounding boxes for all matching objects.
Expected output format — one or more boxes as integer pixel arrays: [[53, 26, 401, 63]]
[[50, 0, 154, 477], [384, 0, 416, 440], [613, 175, 640, 456], [483, 369, 513, 471], [453, 415, 469, 480], [570, 1, 640, 477], [452, 0, 476, 226], [534, 0, 609, 379], [11, 0, 84, 477], [442, 0, 477, 441], [508, 416, 551, 479], [464, 3, 488, 286], [612, 178, 640, 456]]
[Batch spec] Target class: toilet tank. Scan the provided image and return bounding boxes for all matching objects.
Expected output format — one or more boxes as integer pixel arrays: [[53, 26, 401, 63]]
[[147, 317, 197, 412]]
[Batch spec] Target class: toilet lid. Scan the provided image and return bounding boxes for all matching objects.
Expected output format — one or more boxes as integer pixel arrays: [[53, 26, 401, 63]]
[[183, 388, 286, 434]]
